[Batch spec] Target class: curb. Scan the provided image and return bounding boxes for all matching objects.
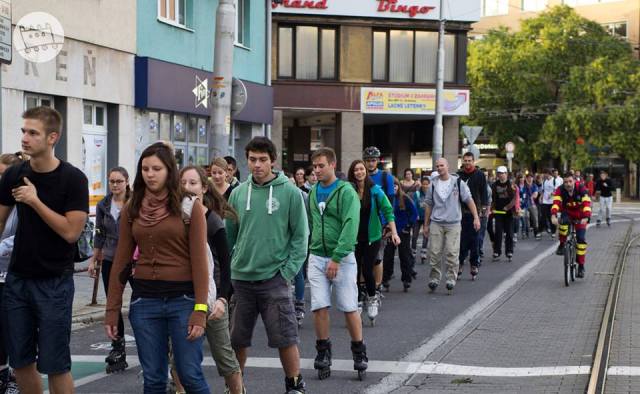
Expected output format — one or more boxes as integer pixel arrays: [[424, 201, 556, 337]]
[[72, 308, 129, 325]]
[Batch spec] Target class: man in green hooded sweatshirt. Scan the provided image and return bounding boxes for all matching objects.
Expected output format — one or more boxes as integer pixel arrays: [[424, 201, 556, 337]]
[[307, 147, 368, 380], [225, 137, 309, 394]]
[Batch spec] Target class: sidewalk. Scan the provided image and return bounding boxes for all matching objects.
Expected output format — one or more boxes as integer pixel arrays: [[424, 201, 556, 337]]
[[72, 263, 131, 327], [380, 220, 632, 393]]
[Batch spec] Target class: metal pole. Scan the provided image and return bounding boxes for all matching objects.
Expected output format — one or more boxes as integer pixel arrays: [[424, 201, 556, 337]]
[[265, 0, 273, 138], [210, 0, 236, 158], [431, 0, 445, 169]]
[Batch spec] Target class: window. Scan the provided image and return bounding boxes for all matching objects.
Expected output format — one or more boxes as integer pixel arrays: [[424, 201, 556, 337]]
[[482, 0, 508, 17], [83, 102, 107, 133], [277, 25, 338, 80], [373, 30, 457, 83], [235, 0, 250, 47], [158, 0, 187, 28], [25, 93, 53, 110], [603, 22, 627, 39], [149, 112, 208, 168], [522, 0, 547, 11]]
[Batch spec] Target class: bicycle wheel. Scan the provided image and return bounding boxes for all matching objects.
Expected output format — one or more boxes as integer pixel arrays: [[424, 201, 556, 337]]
[[570, 242, 576, 282], [564, 243, 571, 287]]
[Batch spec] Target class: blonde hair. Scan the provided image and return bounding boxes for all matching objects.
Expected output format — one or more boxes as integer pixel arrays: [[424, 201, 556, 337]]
[[210, 157, 228, 172]]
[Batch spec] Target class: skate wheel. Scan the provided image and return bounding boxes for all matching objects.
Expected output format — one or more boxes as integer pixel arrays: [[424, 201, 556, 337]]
[[358, 370, 366, 381], [318, 368, 331, 380]]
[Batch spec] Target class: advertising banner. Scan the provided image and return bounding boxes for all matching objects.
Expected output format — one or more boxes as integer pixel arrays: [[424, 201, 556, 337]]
[[361, 87, 470, 116], [272, 0, 481, 22]]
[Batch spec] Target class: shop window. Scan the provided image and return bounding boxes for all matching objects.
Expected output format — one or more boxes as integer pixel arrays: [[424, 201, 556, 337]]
[[235, 0, 250, 47], [278, 25, 338, 80], [374, 30, 456, 84], [25, 93, 53, 110], [158, 0, 188, 29], [482, 0, 508, 17]]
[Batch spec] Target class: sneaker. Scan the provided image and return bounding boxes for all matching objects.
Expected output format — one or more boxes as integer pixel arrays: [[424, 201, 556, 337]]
[[458, 265, 463, 277], [535, 232, 541, 240], [506, 253, 513, 260], [555, 245, 564, 256], [428, 280, 439, 291], [470, 266, 479, 277], [550, 233, 556, 239], [607, 219, 611, 227], [596, 220, 601, 227], [513, 234, 518, 243], [411, 270, 418, 280], [577, 265, 585, 278], [493, 253, 500, 260]]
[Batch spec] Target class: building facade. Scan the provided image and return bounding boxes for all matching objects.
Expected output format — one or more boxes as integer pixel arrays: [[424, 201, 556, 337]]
[[134, 0, 273, 179], [2, 0, 137, 208], [270, 0, 480, 175]]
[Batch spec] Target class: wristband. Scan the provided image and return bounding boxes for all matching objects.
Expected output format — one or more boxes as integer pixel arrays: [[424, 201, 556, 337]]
[[194, 303, 208, 313]]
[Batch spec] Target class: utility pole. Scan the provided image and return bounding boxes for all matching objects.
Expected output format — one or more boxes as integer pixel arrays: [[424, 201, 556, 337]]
[[210, 0, 235, 158], [431, 0, 445, 169]]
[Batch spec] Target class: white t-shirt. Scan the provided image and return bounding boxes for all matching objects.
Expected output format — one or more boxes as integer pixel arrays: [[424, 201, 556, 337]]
[[542, 176, 562, 205], [436, 177, 454, 200]]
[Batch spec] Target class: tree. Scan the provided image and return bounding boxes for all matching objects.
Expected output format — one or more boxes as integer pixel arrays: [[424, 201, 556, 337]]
[[467, 5, 634, 169]]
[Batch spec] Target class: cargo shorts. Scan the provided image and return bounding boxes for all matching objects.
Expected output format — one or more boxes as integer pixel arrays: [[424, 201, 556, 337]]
[[230, 273, 298, 349]]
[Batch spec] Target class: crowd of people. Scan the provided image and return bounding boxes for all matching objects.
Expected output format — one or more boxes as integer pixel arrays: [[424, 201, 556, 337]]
[[0, 106, 619, 394]]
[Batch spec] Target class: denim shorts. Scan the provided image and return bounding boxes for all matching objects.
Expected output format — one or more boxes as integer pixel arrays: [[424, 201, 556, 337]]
[[230, 273, 298, 349], [1, 272, 74, 374], [308, 253, 359, 313]]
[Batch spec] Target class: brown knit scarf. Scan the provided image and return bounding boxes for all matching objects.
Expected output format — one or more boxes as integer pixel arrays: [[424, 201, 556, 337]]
[[138, 189, 170, 227]]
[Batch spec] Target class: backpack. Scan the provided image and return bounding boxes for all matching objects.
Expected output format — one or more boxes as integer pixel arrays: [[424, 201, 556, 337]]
[[181, 196, 217, 311], [74, 217, 94, 262], [381, 171, 393, 200]]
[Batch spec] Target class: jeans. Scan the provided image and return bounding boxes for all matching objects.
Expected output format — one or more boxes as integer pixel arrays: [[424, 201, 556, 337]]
[[478, 216, 488, 257], [459, 214, 480, 267], [493, 213, 514, 255], [129, 296, 209, 394], [101, 260, 124, 338], [293, 266, 305, 302], [599, 196, 613, 222], [383, 229, 414, 284]]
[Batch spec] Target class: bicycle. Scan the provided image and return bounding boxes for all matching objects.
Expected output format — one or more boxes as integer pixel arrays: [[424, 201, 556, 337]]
[[563, 220, 578, 287]]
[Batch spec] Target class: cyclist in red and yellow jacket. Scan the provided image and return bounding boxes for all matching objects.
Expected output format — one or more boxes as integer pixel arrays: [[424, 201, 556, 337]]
[[551, 172, 591, 278]]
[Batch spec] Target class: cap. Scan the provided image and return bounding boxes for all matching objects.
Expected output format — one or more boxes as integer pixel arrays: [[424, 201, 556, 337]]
[[496, 166, 508, 173]]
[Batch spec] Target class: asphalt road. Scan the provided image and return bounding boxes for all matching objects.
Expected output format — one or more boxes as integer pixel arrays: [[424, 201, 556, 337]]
[[60, 207, 640, 394]]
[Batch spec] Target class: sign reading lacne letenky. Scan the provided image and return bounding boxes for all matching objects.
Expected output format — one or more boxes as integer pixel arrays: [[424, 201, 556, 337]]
[[361, 87, 470, 116], [271, 0, 480, 22]]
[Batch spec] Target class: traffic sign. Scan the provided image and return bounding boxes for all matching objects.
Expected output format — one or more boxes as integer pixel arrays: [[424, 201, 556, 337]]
[[462, 126, 483, 145], [0, 0, 11, 64], [467, 144, 480, 160], [231, 77, 248, 117], [505, 141, 515, 153]]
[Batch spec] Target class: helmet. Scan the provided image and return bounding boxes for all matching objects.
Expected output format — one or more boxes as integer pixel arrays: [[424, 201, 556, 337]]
[[363, 146, 381, 160]]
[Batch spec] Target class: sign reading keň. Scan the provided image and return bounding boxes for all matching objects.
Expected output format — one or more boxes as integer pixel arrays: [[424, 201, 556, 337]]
[[271, 0, 481, 22], [361, 88, 470, 116]]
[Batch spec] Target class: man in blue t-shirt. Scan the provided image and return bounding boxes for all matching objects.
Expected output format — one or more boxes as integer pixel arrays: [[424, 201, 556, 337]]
[[362, 146, 395, 293]]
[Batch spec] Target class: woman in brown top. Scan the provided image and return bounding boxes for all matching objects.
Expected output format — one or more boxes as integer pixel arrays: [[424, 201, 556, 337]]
[[105, 142, 210, 394], [401, 168, 420, 196]]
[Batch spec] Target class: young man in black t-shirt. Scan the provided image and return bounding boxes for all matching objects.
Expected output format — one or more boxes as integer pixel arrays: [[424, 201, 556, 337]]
[[0, 107, 88, 393]]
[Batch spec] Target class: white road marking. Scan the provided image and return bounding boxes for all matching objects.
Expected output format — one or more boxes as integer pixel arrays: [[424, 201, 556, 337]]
[[366, 219, 632, 394], [67, 356, 640, 382]]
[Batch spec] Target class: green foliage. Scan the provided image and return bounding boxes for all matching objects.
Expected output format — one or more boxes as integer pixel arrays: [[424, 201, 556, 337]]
[[468, 5, 637, 169]]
